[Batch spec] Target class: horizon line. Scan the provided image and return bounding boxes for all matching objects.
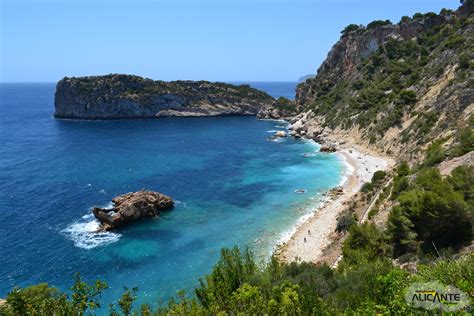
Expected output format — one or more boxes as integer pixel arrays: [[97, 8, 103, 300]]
[[0, 80, 302, 84]]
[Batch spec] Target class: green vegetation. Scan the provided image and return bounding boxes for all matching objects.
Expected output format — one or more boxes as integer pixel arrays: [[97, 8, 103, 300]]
[[67, 74, 275, 104], [336, 210, 356, 233], [367, 19, 391, 29], [341, 23, 362, 35], [423, 140, 446, 167], [2, 249, 472, 315], [1, 274, 109, 315], [388, 166, 472, 256], [450, 116, 474, 158], [273, 97, 296, 113], [361, 169, 387, 194], [390, 161, 410, 200], [304, 6, 473, 147]]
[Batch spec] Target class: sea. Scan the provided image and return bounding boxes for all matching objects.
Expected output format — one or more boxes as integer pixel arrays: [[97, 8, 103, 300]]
[[0, 81, 346, 309]]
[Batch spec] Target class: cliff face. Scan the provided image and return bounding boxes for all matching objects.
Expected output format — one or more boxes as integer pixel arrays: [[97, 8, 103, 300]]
[[54, 74, 274, 119], [292, 4, 473, 161]]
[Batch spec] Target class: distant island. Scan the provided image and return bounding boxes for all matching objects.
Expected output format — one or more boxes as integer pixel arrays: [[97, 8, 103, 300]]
[[54, 74, 275, 119]]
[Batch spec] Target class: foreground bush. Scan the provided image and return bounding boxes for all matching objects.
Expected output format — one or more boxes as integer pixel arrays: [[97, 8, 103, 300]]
[[1, 248, 472, 315]]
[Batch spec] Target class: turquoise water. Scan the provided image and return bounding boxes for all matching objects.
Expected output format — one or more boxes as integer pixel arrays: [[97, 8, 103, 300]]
[[0, 83, 344, 309]]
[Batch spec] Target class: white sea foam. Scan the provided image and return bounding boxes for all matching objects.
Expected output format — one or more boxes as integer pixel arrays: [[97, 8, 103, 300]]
[[63, 203, 120, 249], [272, 195, 331, 255], [270, 137, 285, 143], [174, 200, 188, 208], [62, 218, 121, 249], [336, 152, 354, 187], [266, 130, 278, 133]]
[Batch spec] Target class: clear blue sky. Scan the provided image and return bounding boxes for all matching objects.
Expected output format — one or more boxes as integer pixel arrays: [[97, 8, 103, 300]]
[[0, 0, 460, 82]]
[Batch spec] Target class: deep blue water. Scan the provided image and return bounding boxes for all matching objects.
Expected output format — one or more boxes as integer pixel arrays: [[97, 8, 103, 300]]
[[235, 81, 298, 100], [0, 82, 343, 309]]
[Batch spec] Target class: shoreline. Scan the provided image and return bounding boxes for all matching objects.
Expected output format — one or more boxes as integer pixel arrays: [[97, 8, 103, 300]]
[[274, 146, 393, 264]]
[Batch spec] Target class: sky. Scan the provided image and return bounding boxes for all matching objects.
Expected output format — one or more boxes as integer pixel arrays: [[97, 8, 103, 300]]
[[0, 0, 460, 82]]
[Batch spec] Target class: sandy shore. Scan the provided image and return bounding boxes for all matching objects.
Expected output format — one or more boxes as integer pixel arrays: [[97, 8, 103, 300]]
[[275, 148, 392, 264]]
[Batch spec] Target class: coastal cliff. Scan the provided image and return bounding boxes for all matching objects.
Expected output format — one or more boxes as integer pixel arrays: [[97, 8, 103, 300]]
[[277, 2, 473, 267], [54, 74, 274, 119], [283, 4, 473, 162]]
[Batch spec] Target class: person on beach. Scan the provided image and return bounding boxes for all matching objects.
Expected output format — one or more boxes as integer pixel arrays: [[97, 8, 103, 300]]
[[304, 237, 307, 243], [308, 230, 311, 235]]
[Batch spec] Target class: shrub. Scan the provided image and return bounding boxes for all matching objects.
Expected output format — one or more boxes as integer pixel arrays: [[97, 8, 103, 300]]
[[1, 274, 109, 315], [341, 223, 390, 265], [397, 161, 410, 177], [367, 20, 391, 29], [423, 140, 445, 166], [398, 90, 417, 105], [395, 168, 472, 252], [391, 176, 409, 200], [444, 34, 465, 49], [459, 52, 470, 69], [273, 97, 295, 112], [387, 206, 417, 256], [399, 16, 411, 24], [336, 211, 355, 232], [361, 182, 373, 193], [195, 246, 257, 310], [371, 170, 387, 184], [450, 126, 474, 158], [341, 24, 361, 35]]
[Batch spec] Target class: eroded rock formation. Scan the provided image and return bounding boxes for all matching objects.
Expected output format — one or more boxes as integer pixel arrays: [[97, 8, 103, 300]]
[[92, 190, 174, 231]]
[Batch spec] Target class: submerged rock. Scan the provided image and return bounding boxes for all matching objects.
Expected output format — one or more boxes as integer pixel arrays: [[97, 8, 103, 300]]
[[330, 186, 344, 197], [274, 130, 287, 137], [320, 142, 337, 152], [92, 190, 174, 231]]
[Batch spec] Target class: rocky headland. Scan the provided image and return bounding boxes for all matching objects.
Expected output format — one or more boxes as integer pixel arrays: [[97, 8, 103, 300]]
[[92, 190, 174, 231], [266, 4, 472, 162], [54, 74, 275, 119], [273, 2, 473, 265]]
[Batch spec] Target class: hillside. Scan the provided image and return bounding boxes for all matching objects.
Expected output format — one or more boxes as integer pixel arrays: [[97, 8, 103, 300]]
[[290, 4, 473, 161], [54, 74, 274, 119]]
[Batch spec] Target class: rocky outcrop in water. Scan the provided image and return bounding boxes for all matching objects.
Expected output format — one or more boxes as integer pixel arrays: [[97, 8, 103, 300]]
[[92, 191, 174, 231], [54, 74, 274, 119]]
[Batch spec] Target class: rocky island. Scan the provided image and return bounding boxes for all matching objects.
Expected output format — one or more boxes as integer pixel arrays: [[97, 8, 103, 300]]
[[54, 74, 275, 119], [92, 190, 174, 231]]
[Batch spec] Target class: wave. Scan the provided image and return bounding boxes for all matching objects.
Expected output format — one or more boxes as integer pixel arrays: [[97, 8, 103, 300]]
[[336, 153, 355, 187], [272, 193, 331, 254], [62, 203, 120, 249], [174, 200, 188, 208], [269, 137, 286, 143]]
